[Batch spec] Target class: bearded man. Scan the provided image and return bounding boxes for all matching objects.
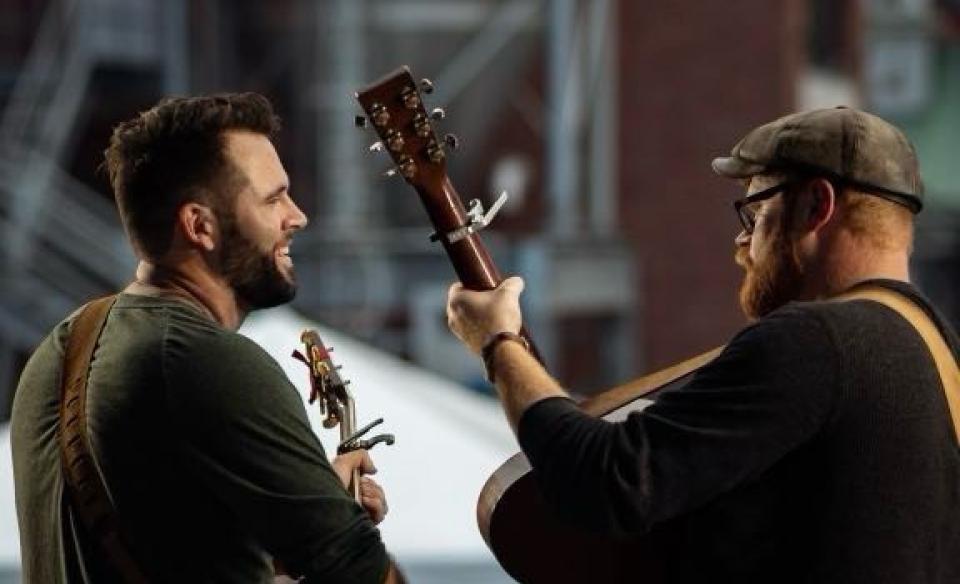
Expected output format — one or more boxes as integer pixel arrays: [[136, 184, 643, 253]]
[[447, 107, 960, 582], [12, 94, 404, 583]]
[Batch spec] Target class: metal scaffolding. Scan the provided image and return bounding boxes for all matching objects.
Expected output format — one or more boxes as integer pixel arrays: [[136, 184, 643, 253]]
[[0, 0, 634, 415]]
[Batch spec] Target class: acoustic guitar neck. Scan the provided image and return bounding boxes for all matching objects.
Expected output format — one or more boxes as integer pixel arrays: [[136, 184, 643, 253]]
[[355, 66, 541, 361]]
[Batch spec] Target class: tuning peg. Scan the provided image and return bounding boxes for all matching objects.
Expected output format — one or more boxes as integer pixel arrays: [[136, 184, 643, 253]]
[[383, 158, 417, 179], [368, 141, 385, 153], [354, 115, 368, 129], [420, 78, 434, 94], [370, 103, 390, 127], [444, 133, 461, 151], [399, 156, 417, 178], [430, 107, 446, 121], [413, 114, 432, 138], [401, 87, 420, 110], [385, 129, 405, 152], [427, 141, 446, 163]]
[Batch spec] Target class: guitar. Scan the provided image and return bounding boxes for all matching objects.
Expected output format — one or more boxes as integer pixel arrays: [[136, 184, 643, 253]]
[[353, 66, 541, 362], [474, 349, 722, 583], [292, 330, 394, 501], [355, 66, 722, 583]]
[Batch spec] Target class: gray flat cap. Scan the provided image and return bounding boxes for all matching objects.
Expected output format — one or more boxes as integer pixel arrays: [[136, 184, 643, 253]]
[[712, 106, 923, 212]]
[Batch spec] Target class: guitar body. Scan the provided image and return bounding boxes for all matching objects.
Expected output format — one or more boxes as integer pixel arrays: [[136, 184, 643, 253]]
[[477, 349, 723, 583], [479, 453, 666, 583]]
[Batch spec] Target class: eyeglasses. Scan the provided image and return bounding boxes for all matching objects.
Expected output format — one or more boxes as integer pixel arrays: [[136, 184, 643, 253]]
[[733, 181, 795, 234]]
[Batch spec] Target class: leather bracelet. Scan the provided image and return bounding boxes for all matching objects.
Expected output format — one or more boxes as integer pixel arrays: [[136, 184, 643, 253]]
[[481, 331, 530, 384]]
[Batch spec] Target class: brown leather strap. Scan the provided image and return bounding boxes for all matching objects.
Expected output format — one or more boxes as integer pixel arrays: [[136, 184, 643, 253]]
[[59, 295, 150, 584], [835, 285, 960, 444]]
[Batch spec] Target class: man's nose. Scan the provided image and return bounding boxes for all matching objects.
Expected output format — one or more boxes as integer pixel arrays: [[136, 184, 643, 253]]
[[287, 199, 308, 231]]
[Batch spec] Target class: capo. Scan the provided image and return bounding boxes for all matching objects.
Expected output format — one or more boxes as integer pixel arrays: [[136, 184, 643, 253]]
[[338, 417, 396, 454], [429, 191, 509, 244]]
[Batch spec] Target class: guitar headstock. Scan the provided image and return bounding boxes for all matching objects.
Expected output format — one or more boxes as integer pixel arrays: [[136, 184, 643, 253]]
[[355, 66, 451, 193], [294, 329, 352, 429]]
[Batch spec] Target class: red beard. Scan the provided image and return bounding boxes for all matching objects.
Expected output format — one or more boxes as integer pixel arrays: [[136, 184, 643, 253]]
[[735, 230, 804, 320]]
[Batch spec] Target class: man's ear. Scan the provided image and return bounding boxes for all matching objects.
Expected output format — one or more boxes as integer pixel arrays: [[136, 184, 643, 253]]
[[797, 178, 836, 233], [177, 202, 218, 252]]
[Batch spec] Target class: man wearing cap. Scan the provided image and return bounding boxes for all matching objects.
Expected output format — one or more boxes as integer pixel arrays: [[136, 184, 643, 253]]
[[446, 107, 960, 582]]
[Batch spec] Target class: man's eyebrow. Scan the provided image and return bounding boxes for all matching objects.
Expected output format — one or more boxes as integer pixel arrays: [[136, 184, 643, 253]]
[[264, 183, 288, 198]]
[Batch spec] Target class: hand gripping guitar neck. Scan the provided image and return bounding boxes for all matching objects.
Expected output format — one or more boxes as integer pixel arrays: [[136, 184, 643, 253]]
[[355, 66, 724, 584], [354, 66, 542, 364]]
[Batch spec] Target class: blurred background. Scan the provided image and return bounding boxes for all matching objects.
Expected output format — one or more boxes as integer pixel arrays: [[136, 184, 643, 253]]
[[1, 0, 959, 581]]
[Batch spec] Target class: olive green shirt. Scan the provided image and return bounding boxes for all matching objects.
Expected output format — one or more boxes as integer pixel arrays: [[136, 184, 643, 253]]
[[11, 293, 388, 583]]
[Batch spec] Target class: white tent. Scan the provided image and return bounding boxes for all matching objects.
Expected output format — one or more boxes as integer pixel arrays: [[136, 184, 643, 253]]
[[1, 307, 519, 582], [0, 424, 17, 570], [240, 307, 518, 566]]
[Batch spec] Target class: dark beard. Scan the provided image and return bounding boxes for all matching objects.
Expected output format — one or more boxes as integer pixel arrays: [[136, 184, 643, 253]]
[[736, 230, 804, 320], [217, 216, 297, 310]]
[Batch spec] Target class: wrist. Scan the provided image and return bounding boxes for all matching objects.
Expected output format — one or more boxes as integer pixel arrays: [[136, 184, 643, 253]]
[[481, 331, 529, 383]]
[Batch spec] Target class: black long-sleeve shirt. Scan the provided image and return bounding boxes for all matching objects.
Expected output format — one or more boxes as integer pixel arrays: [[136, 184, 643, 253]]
[[518, 280, 960, 583]]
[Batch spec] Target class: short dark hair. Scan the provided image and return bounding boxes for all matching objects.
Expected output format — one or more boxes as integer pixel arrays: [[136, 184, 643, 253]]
[[104, 93, 281, 259]]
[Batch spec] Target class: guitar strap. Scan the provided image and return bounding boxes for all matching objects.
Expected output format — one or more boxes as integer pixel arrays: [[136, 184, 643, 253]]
[[835, 285, 960, 444], [58, 295, 150, 584]]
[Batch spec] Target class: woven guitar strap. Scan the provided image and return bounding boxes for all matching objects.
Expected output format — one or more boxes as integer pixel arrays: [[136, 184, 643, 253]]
[[59, 295, 150, 584], [835, 285, 960, 444]]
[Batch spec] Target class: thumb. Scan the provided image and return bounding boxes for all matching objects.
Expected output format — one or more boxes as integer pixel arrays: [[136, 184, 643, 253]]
[[333, 449, 377, 487], [340, 449, 376, 475], [500, 276, 525, 296], [354, 449, 377, 475]]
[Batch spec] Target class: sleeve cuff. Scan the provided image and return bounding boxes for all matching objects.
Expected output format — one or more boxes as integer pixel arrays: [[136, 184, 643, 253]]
[[517, 396, 580, 458]]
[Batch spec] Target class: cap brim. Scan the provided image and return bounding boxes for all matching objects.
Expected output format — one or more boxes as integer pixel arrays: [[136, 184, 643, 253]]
[[711, 156, 767, 179]]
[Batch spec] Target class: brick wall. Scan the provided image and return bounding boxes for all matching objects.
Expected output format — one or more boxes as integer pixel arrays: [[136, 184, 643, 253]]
[[617, 0, 804, 370]]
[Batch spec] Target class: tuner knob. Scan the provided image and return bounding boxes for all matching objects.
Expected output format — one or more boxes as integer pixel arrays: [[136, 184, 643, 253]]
[[368, 141, 385, 153], [384, 168, 399, 178], [385, 129, 405, 152], [370, 103, 390, 127], [427, 142, 446, 163], [399, 156, 417, 178], [420, 78, 435, 94], [401, 87, 421, 110], [430, 107, 446, 121], [354, 115, 368, 129], [444, 133, 461, 151], [413, 114, 432, 139]]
